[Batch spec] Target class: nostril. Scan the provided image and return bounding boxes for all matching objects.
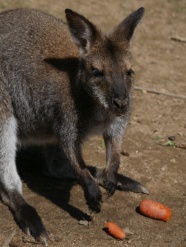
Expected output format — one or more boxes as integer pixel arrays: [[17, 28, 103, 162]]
[[112, 98, 128, 109], [112, 98, 121, 109]]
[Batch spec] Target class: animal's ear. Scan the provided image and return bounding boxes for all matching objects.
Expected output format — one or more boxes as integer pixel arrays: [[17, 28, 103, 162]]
[[113, 7, 145, 42], [65, 9, 98, 52]]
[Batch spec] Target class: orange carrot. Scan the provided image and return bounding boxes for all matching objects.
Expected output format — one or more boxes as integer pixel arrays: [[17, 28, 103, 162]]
[[105, 222, 126, 240], [139, 199, 172, 222]]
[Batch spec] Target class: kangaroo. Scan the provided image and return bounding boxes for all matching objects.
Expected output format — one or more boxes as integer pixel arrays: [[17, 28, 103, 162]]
[[0, 7, 146, 244]]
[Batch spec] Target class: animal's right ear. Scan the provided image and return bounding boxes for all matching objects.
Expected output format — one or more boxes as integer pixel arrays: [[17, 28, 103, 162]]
[[113, 7, 145, 43], [65, 9, 99, 53]]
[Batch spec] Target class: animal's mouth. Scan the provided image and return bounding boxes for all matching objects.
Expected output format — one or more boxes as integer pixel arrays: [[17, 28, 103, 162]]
[[113, 107, 127, 116], [115, 111, 125, 117]]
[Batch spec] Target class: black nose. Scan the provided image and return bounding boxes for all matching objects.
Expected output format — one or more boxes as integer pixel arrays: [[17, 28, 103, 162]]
[[112, 97, 128, 110]]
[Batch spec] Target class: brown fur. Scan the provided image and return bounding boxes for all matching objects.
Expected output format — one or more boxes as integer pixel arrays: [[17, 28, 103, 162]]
[[0, 8, 144, 244]]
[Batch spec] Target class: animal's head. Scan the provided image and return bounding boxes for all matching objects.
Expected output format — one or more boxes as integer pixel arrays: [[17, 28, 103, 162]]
[[65, 8, 144, 116]]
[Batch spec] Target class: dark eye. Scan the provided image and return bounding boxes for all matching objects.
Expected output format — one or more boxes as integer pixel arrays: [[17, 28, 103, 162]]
[[92, 69, 104, 78], [126, 69, 135, 76]]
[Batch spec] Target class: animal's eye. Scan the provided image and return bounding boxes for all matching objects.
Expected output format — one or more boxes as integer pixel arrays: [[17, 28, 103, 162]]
[[92, 69, 104, 78], [126, 69, 135, 76]]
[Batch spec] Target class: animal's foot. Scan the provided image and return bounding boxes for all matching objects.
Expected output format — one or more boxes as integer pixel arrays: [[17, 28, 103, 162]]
[[80, 170, 102, 213], [116, 173, 149, 194], [87, 166, 149, 195], [14, 203, 48, 245], [102, 169, 117, 197], [104, 180, 116, 197]]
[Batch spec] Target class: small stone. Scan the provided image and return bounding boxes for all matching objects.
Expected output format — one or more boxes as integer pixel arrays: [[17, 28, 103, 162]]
[[160, 166, 166, 171], [121, 150, 130, 156], [78, 220, 89, 226], [168, 136, 175, 141], [170, 159, 176, 164], [48, 232, 56, 242]]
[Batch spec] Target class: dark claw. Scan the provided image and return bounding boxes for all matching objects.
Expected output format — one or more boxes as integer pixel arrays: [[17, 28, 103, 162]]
[[116, 174, 149, 194], [86, 196, 102, 213], [104, 181, 116, 197], [14, 203, 48, 245], [85, 189, 102, 213]]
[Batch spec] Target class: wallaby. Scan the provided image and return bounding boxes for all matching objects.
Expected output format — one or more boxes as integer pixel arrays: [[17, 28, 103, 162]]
[[0, 7, 146, 244]]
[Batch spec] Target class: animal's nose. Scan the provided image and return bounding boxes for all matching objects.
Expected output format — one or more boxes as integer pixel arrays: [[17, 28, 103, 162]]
[[112, 97, 128, 110]]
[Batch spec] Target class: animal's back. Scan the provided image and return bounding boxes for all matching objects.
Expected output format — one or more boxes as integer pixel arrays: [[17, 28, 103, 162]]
[[0, 9, 78, 60], [0, 9, 79, 137]]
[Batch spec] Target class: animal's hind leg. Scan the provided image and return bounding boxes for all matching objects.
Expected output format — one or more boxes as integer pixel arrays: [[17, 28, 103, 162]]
[[88, 166, 149, 194], [0, 101, 47, 244]]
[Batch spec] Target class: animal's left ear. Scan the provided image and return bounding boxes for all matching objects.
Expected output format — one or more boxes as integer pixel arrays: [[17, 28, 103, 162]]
[[65, 9, 99, 52], [113, 7, 145, 42]]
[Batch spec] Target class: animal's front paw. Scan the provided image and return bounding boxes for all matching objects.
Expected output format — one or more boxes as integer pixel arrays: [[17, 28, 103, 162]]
[[84, 185, 102, 213], [14, 203, 48, 245], [103, 170, 117, 197], [80, 172, 102, 213]]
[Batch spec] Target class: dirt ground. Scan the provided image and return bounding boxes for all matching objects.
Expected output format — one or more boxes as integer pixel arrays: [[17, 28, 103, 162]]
[[0, 0, 186, 246]]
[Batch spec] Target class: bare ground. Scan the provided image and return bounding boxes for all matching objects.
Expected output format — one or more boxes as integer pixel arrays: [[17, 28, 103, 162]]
[[0, 0, 185, 246]]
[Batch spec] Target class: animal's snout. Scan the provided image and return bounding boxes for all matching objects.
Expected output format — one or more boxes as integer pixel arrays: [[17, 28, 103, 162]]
[[112, 96, 128, 110]]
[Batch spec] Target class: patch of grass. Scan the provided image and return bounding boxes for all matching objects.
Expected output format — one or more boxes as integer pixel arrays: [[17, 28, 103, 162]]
[[99, 140, 105, 148], [174, 6, 186, 13], [0, 3, 6, 9], [152, 135, 161, 141], [164, 140, 177, 147]]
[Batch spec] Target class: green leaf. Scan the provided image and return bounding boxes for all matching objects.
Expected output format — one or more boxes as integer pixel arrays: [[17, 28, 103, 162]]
[[164, 140, 176, 147]]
